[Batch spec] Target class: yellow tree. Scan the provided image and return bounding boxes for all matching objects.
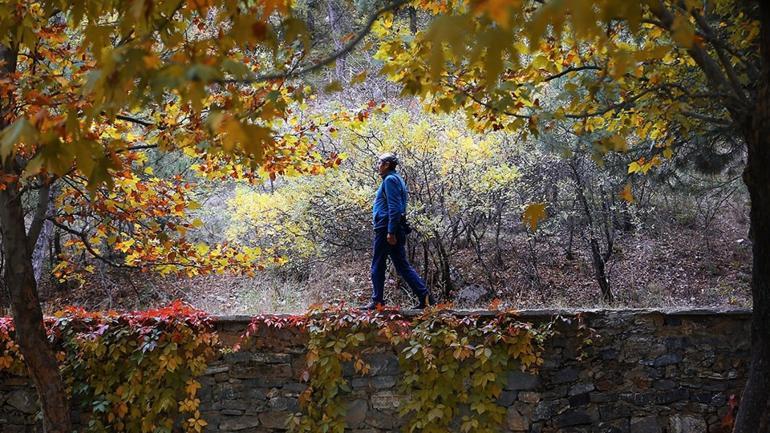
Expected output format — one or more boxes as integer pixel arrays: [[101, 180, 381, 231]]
[[0, 0, 403, 431], [374, 0, 767, 431]]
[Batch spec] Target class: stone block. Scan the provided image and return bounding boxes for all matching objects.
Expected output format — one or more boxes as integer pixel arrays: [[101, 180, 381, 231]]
[[598, 419, 630, 433], [653, 353, 683, 367], [251, 352, 292, 363], [371, 375, 397, 389], [668, 415, 707, 433], [518, 391, 541, 403], [599, 402, 632, 421], [552, 368, 579, 384], [6, 390, 37, 414], [569, 383, 595, 396], [533, 399, 565, 421], [368, 353, 400, 376], [497, 390, 517, 406], [221, 409, 244, 416], [345, 399, 368, 428], [653, 380, 675, 390], [371, 391, 400, 410], [568, 392, 590, 407], [281, 383, 307, 394], [258, 411, 291, 429], [506, 407, 529, 431], [366, 409, 396, 429], [212, 382, 241, 400], [268, 396, 298, 412], [630, 416, 662, 433], [219, 415, 260, 431], [506, 371, 540, 390], [204, 364, 230, 376], [231, 363, 292, 380], [554, 409, 592, 428], [654, 388, 689, 404]]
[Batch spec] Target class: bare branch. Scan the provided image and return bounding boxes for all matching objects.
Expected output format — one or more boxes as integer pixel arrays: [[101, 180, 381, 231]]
[[115, 114, 157, 127], [117, 144, 159, 153], [681, 110, 732, 126], [219, 0, 411, 84], [543, 65, 603, 82]]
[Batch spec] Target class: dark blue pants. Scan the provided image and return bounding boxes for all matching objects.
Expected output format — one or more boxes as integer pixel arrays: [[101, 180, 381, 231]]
[[370, 228, 428, 304]]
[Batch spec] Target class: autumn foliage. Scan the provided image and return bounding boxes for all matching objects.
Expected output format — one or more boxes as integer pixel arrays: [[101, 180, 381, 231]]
[[0, 301, 218, 433]]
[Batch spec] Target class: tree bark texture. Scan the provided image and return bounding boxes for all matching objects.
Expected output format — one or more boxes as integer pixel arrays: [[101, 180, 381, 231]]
[[0, 185, 72, 433], [733, 2, 770, 431]]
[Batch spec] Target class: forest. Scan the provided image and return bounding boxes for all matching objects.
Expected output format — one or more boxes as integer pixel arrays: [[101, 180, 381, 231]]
[[0, 1, 753, 315], [0, 0, 768, 432]]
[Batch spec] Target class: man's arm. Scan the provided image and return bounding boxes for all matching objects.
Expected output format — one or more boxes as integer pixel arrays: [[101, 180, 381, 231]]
[[384, 176, 403, 235]]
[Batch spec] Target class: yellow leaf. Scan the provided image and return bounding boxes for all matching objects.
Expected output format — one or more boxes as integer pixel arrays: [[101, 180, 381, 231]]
[[144, 166, 154, 175], [195, 243, 210, 255], [372, 13, 393, 38], [627, 161, 641, 174], [521, 202, 547, 232]]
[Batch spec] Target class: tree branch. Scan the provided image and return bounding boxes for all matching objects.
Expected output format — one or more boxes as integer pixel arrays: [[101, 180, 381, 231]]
[[219, 0, 411, 84], [48, 219, 136, 269], [681, 110, 732, 126], [560, 85, 667, 119], [117, 144, 159, 153], [115, 114, 157, 128], [648, 0, 749, 122], [690, 7, 752, 104], [543, 65, 602, 82]]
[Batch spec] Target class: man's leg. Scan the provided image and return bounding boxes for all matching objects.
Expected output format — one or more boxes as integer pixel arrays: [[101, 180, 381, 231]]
[[388, 234, 429, 300], [370, 229, 389, 305]]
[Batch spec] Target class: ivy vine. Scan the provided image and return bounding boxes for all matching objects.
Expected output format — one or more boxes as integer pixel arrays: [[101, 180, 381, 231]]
[[2, 304, 550, 433], [240, 306, 550, 433], [1, 301, 219, 433]]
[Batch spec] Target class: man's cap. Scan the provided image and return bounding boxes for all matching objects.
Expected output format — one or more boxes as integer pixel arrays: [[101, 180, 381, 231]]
[[378, 152, 399, 167]]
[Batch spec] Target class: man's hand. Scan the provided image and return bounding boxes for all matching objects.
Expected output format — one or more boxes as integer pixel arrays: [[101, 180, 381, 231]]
[[387, 233, 397, 245]]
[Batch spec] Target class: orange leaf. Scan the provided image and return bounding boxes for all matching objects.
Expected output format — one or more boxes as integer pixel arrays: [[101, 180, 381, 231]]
[[521, 202, 547, 232], [619, 183, 634, 203]]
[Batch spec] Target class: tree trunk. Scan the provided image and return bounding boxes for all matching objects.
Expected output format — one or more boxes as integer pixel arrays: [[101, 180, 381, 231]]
[[0, 43, 72, 433], [570, 159, 614, 303], [0, 184, 72, 433], [32, 189, 53, 287], [408, 6, 417, 34], [325, 0, 345, 80], [588, 238, 613, 303], [733, 3, 770, 431]]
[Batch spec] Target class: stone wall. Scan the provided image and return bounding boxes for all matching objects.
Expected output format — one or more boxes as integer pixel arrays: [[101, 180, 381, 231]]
[[0, 309, 751, 433]]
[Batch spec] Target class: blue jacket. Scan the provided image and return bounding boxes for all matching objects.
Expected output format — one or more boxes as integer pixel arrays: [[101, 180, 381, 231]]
[[372, 170, 408, 233]]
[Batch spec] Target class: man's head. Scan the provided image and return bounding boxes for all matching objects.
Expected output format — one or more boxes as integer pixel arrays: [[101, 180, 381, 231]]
[[377, 153, 398, 177]]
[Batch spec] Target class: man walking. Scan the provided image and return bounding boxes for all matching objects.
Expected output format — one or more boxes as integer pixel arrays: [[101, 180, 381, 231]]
[[363, 153, 434, 310]]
